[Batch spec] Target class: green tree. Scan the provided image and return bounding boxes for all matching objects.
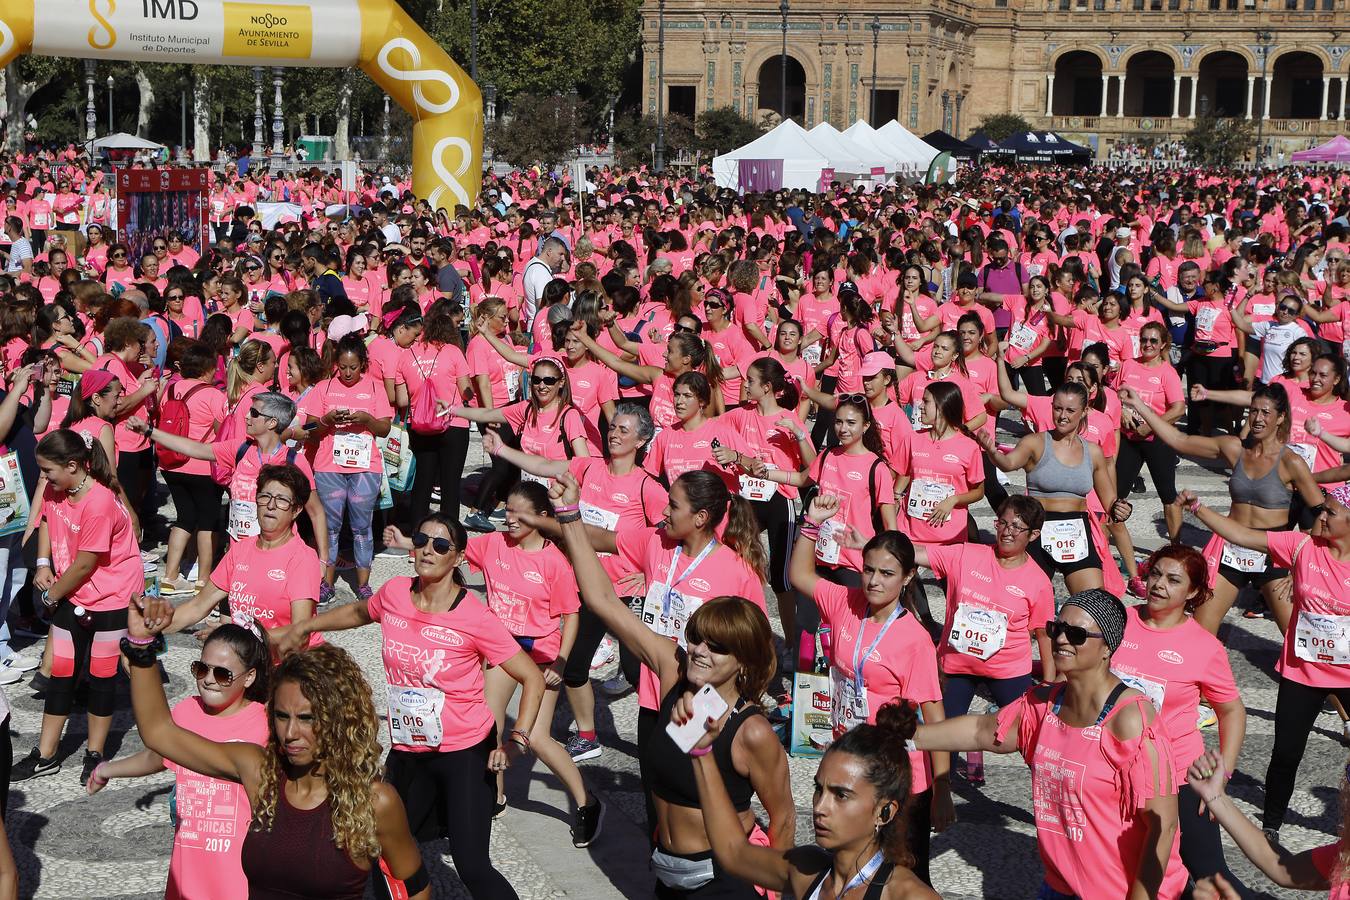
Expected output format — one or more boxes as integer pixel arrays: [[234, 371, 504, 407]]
[[488, 92, 589, 168], [1183, 115, 1256, 167], [973, 113, 1032, 142], [611, 112, 695, 166], [695, 107, 765, 155]]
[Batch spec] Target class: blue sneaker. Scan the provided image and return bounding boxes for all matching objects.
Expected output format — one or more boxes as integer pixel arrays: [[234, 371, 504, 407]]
[[463, 511, 496, 532]]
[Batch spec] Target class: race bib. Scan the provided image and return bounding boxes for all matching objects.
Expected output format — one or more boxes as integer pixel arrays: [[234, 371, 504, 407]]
[[505, 367, 521, 400], [520, 471, 550, 486], [227, 499, 259, 540], [1041, 518, 1089, 564], [640, 582, 702, 641], [1195, 307, 1219, 334], [1289, 442, 1318, 469], [906, 478, 954, 520], [1220, 541, 1267, 573], [739, 467, 777, 502], [1295, 611, 1350, 664], [803, 343, 823, 367], [948, 603, 1009, 658], [830, 666, 870, 738], [1111, 668, 1167, 712], [1130, 333, 1141, 358], [1009, 322, 1039, 353], [815, 518, 842, 565], [333, 432, 373, 469], [386, 684, 445, 747], [1253, 302, 1276, 317], [580, 502, 620, 531]]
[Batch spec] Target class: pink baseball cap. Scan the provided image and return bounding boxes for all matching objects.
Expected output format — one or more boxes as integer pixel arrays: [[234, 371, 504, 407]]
[[860, 352, 895, 378]]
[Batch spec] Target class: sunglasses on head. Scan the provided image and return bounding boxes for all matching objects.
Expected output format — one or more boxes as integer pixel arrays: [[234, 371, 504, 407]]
[[532, 374, 562, 386], [1045, 619, 1103, 646], [684, 623, 729, 655], [412, 531, 454, 554], [190, 660, 243, 685]]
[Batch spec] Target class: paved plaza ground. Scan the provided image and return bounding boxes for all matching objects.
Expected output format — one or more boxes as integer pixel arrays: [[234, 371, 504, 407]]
[[4, 412, 1344, 899]]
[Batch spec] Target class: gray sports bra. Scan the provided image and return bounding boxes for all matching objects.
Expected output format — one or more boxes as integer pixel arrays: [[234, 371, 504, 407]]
[[1230, 452, 1292, 510], [1026, 433, 1094, 499]]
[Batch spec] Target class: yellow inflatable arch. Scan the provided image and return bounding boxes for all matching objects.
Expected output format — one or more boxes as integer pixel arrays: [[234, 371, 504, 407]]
[[0, 0, 483, 207]]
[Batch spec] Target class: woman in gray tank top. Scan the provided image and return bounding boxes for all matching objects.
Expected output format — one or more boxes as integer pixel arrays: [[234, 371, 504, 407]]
[[976, 382, 1130, 594], [1121, 382, 1322, 635]]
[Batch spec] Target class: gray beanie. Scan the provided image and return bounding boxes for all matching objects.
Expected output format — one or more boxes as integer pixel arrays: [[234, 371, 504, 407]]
[[1061, 588, 1127, 653]]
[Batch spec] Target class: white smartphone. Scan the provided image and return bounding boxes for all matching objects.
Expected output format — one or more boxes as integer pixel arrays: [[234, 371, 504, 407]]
[[665, 683, 730, 754]]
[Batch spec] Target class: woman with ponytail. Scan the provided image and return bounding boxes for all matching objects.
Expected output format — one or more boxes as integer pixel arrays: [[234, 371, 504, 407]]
[[789, 499, 952, 887], [679, 698, 937, 899], [224, 338, 279, 438], [18, 430, 139, 785], [572, 324, 727, 428], [87, 623, 270, 900], [715, 357, 812, 642]]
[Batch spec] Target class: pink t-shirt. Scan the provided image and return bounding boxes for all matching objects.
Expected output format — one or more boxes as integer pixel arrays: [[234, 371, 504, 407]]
[[210, 535, 322, 641], [397, 341, 471, 429], [209, 441, 316, 541], [464, 533, 579, 664], [1268, 531, 1350, 689], [94, 353, 150, 454], [643, 418, 740, 492], [812, 581, 940, 793], [926, 544, 1053, 680], [568, 457, 668, 582], [1111, 607, 1239, 781], [365, 336, 403, 386], [1113, 358, 1184, 442], [500, 402, 601, 460], [1310, 842, 1350, 900], [895, 429, 984, 546], [367, 579, 520, 752], [705, 324, 756, 406], [165, 698, 268, 900], [465, 334, 519, 408], [161, 380, 228, 478], [720, 406, 810, 501], [41, 481, 139, 612], [806, 449, 895, 572], [566, 359, 620, 427], [299, 375, 395, 474], [615, 527, 767, 709], [994, 686, 1187, 899]]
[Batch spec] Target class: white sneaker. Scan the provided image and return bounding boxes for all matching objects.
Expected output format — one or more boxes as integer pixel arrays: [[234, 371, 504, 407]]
[[590, 636, 617, 671], [186, 562, 199, 582], [2, 655, 40, 673], [0, 667, 22, 685]]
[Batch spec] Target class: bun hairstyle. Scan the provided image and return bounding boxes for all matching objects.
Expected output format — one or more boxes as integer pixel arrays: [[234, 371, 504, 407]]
[[828, 700, 919, 866], [747, 356, 800, 411]]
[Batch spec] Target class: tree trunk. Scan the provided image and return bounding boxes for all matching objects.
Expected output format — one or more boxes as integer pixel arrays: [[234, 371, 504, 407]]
[[192, 70, 211, 162], [3, 63, 52, 153], [133, 66, 155, 139], [334, 70, 353, 161]]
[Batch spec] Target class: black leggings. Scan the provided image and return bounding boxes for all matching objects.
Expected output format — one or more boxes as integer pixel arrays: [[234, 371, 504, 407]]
[[1263, 676, 1350, 831], [1014, 364, 1050, 396], [1186, 354, 1236, 436], [810, 374, 839, 449], [1042, 357, 1068, 390], [1178, 783, 1249, 896], [563, 602, 641, 690], [0, 715, 10, 819], [1115, 436, 1178, 505], [47, 604, 128, 718], [409, 426, 471, 523], [982, 455, 1009, 516], [118, 448, 155, 530], [749, 492, 793, 593], [163, 471, 224, 534], [942, 673, 1033, 718], [384, 732, 519, 900], [473, 423, 519, 512]]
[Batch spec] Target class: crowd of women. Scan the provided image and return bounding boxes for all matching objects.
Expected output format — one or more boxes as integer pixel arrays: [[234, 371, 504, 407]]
[[0, 150, 1347, 898]]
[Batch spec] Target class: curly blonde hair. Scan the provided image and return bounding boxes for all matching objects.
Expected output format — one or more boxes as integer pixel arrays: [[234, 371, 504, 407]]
[[251, 644, 384, 862]]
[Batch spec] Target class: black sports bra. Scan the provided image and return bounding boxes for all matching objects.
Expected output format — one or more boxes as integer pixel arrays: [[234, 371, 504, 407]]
[[804, 860, 896, 900], [645, 686, 759, 811]]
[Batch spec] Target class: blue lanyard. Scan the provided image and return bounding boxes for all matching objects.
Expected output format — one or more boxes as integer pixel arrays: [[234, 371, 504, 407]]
[[851, 605, 904, 693], [660, 540, 717, 616]]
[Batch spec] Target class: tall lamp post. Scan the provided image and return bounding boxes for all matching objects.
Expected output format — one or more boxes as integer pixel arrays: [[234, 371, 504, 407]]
[[271, 67, 285, 160], [252, 66, 265, 158], [779, 0, 790, 121], [869, 15, 880, 126], [1255, 29, 1272, 167], [470, 0, 479, 81], [655, 0, 666, 172], [84, 62, 96, 143], [106, 76, 115, 134]]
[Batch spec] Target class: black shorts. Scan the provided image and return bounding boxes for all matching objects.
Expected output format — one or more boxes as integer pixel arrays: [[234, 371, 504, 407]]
[[163, 470, 224, 534], [1027, 510, 1102, 578], [1213, 523, 1291, 589]]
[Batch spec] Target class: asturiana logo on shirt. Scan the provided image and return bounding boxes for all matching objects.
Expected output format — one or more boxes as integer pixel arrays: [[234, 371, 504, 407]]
[[420, 625, 464, 647], [267, 569, 286, 581], [1157, 650, 1184, 665]]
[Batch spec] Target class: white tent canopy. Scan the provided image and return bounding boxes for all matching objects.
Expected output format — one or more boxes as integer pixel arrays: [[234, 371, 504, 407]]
[[90, 132, 164, 151], [875, 120, 939, 171], [807, 123, 891, 174], [838, 121, 906, 172], [711, 119, 830, 191]]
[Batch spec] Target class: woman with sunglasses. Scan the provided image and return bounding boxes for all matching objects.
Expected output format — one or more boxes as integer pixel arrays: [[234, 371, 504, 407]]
[[545, 469, 793, 898], [1231, 289, 1312, 386], [1124, 382, 1319, 632], [702, 288, 756, 408], [1112, 321, 1186, 545], [1108, 544, 1249, 894], [87, 623, 270, 900], [146, 463, 321, 644], [102, 243, 137, 291], [271, 513, 543, 899], [1178, 481, 1350, 842], [240, 254, 269, 307], [977, 381, 1128, 594], [789, 498, 952, 885], [914, 588, 1187, 899], [17, 430, 139, 785], [300, 333, 393, 603], [163, 286, 204, 339]]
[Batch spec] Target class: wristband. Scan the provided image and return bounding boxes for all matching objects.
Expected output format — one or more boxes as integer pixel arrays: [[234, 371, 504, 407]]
[[90, 762, 108, 786], [509, 728, 531, 749], [554, 504, 580, 515], [35, 558, 51, 569], [125, 634, 157, 646], [1187, 498, 1202, 513], [689, 745, 713, 758], [557, 512, 583, 525]]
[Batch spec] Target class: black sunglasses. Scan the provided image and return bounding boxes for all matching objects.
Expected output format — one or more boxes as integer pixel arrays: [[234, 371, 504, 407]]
[[1045, 619, 1103, 647], [412, 531, 454, 554], [704, 300, 724, 310], [684, 623, 729, 655], [190, 660, 243, 685], [1279, 305, 1301, 315], [672, 325, 696, 335], [532, 374, 562, 386]]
